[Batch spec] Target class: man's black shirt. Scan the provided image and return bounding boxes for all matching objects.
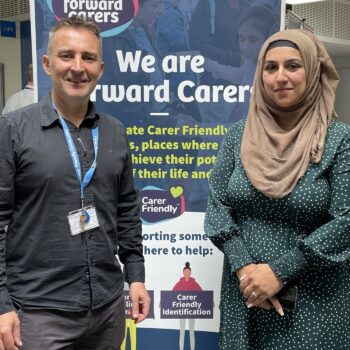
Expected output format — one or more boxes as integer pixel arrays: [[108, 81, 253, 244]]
[[0, 95, 144, 313]]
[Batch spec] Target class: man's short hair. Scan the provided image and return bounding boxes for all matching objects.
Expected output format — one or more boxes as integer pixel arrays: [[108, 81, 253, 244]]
[[47, 15, 102, 55]]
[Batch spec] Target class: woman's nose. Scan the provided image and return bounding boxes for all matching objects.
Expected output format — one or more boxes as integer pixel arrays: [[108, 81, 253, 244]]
[[276, 67, 288, 82]]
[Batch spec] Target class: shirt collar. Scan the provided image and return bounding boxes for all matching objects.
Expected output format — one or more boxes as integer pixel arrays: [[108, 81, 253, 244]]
[[39, 93, 99, 128]]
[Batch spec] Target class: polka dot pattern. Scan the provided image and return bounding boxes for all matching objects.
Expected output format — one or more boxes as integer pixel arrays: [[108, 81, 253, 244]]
[[204, 120, 350, 349]]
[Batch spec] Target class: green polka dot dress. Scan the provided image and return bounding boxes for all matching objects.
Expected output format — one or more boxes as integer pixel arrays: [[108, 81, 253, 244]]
[[204, 120, 350, 350]]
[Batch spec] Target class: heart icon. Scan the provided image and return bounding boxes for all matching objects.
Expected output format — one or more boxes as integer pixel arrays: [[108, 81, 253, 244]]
[[170, 186, 184, 198]]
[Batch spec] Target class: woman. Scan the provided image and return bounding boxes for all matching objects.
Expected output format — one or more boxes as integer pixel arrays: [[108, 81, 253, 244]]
[[204, 29, 350, 349], [172, 262, 202, 350]]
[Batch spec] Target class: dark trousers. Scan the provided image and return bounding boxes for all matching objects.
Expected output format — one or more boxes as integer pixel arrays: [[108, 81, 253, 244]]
[[18, 295, 125, 350]]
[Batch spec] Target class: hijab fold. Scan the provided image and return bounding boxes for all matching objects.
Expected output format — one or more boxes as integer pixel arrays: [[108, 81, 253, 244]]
[[241, 29, 339, 199]]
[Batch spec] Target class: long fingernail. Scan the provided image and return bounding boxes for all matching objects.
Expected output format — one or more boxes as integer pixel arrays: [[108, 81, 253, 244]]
[[247, 303, 254, 308], [239, 275, 246, 281], [279, 309, 285, 316]]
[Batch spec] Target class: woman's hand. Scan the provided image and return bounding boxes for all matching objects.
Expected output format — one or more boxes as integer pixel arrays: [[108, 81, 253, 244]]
[[239, 264, 284, 312], [235, 263, 257, 281]]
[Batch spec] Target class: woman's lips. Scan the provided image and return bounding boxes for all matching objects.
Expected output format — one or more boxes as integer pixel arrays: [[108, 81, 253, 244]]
[[274, 88, 292, 93]]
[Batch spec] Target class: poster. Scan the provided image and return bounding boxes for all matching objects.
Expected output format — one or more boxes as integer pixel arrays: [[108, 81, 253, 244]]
[[31, 1, 282, 348]]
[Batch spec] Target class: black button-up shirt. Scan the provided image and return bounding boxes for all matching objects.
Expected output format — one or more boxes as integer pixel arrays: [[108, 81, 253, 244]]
[[0, 95, 144, 313]]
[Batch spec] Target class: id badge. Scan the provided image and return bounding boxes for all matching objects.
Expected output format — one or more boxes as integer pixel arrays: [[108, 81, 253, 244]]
[[67, 206, 100, 236]]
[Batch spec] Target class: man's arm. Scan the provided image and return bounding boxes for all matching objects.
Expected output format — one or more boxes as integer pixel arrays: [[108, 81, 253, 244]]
[[0, 116, 22, 349], [116, 129, 150, 323], [0, 117, 16, 313]]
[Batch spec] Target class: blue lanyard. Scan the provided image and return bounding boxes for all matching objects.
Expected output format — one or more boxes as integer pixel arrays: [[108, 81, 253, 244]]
[[59, 116, 98, 206]]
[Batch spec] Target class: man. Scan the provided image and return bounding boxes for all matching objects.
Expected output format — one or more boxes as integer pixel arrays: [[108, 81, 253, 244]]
[[0, 16, 150, 350], [2, 64, 35, 114]]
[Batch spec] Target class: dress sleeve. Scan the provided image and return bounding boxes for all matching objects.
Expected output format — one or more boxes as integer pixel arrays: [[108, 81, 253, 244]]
[[0, 117, 16, 314], [269, 131, 350, 284], [204, 126, 254, 273]]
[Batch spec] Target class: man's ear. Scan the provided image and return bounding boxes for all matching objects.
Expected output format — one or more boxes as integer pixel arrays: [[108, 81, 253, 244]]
[[98, 61, 104, 80], [42, 55, 51, 76]]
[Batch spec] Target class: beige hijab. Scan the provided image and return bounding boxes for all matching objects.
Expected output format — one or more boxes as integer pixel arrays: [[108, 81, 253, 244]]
[[241, 29, 339, 199]]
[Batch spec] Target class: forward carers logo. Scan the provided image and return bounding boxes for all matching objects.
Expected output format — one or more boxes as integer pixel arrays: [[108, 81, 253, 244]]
[[47, 0, 139, 36]]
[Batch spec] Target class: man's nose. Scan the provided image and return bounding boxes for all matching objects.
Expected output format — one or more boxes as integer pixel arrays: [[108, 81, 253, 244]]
[[71, 57, 84, 72]]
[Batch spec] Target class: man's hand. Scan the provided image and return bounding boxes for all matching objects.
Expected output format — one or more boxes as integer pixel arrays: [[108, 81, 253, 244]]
[[239, 264, 283, 311], [129, 282, 151, 324], [0, 311, 22, 350]]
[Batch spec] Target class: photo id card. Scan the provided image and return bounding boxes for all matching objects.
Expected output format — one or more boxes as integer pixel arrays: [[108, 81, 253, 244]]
[[67, 206, 100, 236]]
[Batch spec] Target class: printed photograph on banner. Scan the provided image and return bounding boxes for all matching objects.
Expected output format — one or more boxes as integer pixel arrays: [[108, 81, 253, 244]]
[[32, 0, 282, 348]]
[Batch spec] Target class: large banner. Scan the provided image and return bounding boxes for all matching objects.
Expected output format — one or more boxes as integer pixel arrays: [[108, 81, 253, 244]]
[[31, 1, 282, 349]]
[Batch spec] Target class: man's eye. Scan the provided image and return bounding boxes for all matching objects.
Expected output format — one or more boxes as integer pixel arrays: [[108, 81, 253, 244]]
[[84, 56, 97, 62], [59, 54, 70, 60]]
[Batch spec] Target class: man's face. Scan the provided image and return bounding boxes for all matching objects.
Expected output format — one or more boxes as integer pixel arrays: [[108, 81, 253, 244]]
[[42, 27, 104, 105]]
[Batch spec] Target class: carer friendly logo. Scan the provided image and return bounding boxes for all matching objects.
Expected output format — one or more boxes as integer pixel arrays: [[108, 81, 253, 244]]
[[46, 0, 139, 37]]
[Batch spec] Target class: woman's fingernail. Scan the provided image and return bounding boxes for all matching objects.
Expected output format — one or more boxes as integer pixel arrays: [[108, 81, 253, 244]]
[[279, 309, 285, 316], [239, 275, 246, 281], [247, 303, 254, 308]]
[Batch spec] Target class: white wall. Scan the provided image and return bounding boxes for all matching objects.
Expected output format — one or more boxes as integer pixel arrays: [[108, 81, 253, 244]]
[[0, 22, 22, 103], [334, 57, 350, 125]]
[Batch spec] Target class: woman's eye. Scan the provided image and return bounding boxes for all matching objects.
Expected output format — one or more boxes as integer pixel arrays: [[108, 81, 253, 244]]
[[264, 64, 277, 72], [287, 63, 303, 72]]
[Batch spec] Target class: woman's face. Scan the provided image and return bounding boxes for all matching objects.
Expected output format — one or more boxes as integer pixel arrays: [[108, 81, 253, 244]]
[[183, 268, 191, 279], [262, 47, 306, 108], [138, 0, 164, 25], [239, 20, 266, 61]]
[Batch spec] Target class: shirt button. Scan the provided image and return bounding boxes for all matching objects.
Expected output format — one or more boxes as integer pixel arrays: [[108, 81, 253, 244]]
[[86, 271, 90, 280]]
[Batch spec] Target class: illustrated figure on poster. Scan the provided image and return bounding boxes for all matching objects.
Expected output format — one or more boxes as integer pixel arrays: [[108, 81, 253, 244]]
[[205, 29, 350, 349], [121, 284, 137, 350], [172, 262, 202, 350]]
